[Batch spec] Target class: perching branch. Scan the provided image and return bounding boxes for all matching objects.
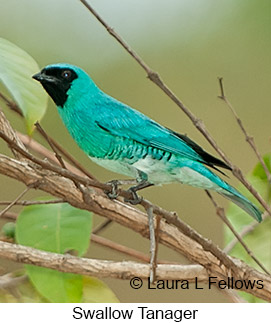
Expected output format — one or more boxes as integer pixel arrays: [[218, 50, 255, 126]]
[[15, 125, 267, 276], [1, 140, 271, 300]]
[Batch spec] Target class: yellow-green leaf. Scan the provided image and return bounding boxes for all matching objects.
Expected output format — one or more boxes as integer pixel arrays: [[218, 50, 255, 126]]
[[0, 38, 47, 133]]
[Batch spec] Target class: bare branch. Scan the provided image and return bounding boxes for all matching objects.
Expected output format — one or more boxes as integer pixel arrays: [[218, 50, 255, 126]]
[[0, 240, 270, 301]]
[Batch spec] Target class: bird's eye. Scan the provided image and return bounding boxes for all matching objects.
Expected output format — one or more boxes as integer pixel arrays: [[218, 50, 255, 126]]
[[61, 70, 72, 79]]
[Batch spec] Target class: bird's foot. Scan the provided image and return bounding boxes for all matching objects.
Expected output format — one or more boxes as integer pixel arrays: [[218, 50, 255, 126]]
[[105, 179, 138, 199], [105, 179, 121, 199], [124, 187, 143, 205]]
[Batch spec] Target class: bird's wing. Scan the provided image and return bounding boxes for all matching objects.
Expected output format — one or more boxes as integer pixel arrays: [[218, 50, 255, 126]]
[[95, 95, 231, 171]]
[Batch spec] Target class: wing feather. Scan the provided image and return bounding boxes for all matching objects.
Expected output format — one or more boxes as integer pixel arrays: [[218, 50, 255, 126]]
[[96, 93, 231, 172]]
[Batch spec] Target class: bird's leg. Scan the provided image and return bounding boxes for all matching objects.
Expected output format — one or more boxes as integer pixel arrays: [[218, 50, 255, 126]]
[[124, 171, 153, 205], [124, 180, 153, 205], [105, 179, 138, 199]]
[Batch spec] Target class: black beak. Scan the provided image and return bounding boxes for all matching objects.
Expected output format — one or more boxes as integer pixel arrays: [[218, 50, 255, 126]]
[[32, 72, 43, 81], [32, 72, 57, 83]]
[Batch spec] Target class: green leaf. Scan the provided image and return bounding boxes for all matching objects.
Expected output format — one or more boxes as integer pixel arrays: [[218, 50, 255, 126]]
[[82, 277, 119, 303], [15, 202, 92, 302], [224, 157, 271, 302], [0, 38, 48, 133]]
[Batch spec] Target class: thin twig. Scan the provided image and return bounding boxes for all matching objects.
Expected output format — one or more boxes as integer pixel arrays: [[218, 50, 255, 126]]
[[206, 191, 270, 275], [146, 205, 156, 283], [0, 199, 64, 207], [35, 122, 66, 169], [153, 215, 161, 280], [218, 77, 271, 183], [0, 187, 31, 218], [78, 0, 270, 216]]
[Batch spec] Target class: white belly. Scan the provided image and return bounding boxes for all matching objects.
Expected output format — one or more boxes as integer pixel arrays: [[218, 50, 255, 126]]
[[90, 156, 219, 190]]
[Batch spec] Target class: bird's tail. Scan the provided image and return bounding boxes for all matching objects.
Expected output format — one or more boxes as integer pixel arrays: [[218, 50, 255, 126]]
[[176, 160, 262, 222], [219, 188, 262, 222], [180, 161, 263, 222]]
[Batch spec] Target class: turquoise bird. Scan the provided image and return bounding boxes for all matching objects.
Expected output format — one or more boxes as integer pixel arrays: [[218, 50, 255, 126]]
[[33, 63, 262, 222]]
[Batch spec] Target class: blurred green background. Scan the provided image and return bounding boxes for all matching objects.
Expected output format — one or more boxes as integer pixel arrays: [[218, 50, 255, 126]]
[[0, 0, 270, 302]]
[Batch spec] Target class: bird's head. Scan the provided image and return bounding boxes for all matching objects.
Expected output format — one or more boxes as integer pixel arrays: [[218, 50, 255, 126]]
[[32, 63, 96, 108]]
